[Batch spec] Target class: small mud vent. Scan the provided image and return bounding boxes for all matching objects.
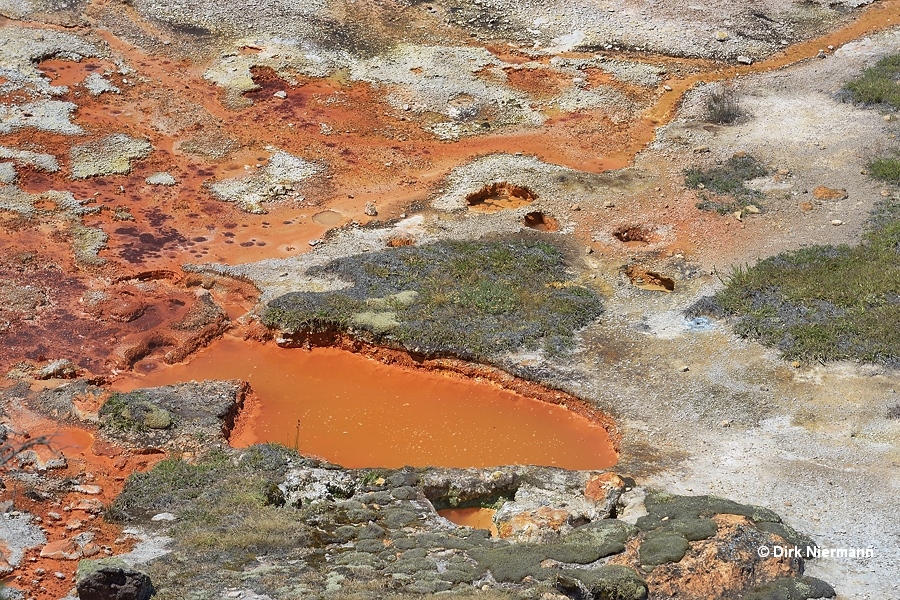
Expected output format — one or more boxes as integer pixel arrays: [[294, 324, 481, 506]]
[[625, 265, 675, 292], [466, 182, 536, 213], [613, 225, 659, 247], [523, 211, 559, 232]]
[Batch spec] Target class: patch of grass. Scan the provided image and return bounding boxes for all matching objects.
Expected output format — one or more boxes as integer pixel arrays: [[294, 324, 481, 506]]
[[868, 155, 900, 183], [98, 392, 148, 433], [685, 154, 768, 214], [112, 445, 316, 563], [705, 84, 741, 124], [845, 54, 900, 109], [713, 199, 900, 365], [263, 239, 604, 358]]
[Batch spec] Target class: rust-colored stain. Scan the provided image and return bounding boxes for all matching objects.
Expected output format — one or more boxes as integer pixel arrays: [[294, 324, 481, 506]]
[[2, 0, 899, 378], [113, 336, 618, 470], [438, 507, 499, 537]]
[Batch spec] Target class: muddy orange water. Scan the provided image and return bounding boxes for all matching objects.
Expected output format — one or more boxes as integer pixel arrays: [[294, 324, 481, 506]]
[[437, 508, 499, 537], [113, 336, 616, 470]]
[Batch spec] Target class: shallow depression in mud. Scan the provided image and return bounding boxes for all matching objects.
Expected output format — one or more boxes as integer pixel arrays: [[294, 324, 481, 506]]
[[114, 337, 616, 470]]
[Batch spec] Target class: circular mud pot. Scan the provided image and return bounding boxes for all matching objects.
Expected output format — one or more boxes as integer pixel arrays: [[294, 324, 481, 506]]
[[466, 182, 536, 213], [312, 210, 343, 226], [624, 265, 675, 292], [613, 225, 660, 248], [523, 211, 559, 232]]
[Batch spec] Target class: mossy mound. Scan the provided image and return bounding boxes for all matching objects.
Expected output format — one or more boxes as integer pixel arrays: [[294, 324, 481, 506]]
[[99, 392, 173, 432], [558, 565, 649, 600], [744, 576, 836, 600], [638, 532, 690, 568], [636, 492, 780, 531], [264, 238, 604, 358]]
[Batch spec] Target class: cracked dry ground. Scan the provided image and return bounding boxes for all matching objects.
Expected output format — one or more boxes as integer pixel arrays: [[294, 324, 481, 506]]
[[1, 0, 899, 599]]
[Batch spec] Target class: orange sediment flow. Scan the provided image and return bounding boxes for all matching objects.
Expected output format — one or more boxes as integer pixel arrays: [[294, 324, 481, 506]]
[[112, 336, 617, 470], [438, 507, 499, 537]]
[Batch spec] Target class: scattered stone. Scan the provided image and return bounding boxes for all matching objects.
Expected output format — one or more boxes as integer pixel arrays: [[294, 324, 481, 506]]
[[364, 201, 378, 216], [73, 499, 104, 514], [678, 365, 690, 372], [150, 513, 177, 522], [40, 539, 82, 560], [34, 359, 78, 380], [273, 90, 288, 99], [145, 172, 177, 186], [604, 200, 615, 208], [74, 484, 102, 495], [812, 186, 848, 201], [736, 55, 753, 65], [885, 114, 895, 122], [831, 219, 843, 226], [799, 201, 814, 211], [571, 203, 580, 211], [715, 30, 729, 41], [692, 145, 710, 153], [744, 205, 760, 214]]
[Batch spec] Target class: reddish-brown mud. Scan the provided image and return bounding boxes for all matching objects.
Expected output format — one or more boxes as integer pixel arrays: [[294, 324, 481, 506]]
[[112, 336, 617, 470]]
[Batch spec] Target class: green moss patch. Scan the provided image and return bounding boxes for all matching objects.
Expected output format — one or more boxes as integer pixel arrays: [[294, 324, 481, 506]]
[[99, 392, 172, 432], [708, 215, 900, 365], [869, 155, 900, 184], [638, 532, 690, 568], [637, 492, 780, 531], [845, 54, 900, 109], [264, 239, 603, 358], [744, 576, 836, 600], [558, 565, 648, 600], [685, 154, 768, 214], [699, 60, 900, 366]]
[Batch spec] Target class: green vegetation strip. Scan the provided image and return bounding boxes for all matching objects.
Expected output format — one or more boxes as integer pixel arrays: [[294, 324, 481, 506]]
[[845, 54, 900, 109], [710, 208, 900, 365], [264, 239, 603, 358], [700, 58, 900, 366]]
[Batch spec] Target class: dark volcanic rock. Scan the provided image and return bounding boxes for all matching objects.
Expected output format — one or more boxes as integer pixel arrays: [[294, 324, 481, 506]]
[[76, 558, 154, 600]]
